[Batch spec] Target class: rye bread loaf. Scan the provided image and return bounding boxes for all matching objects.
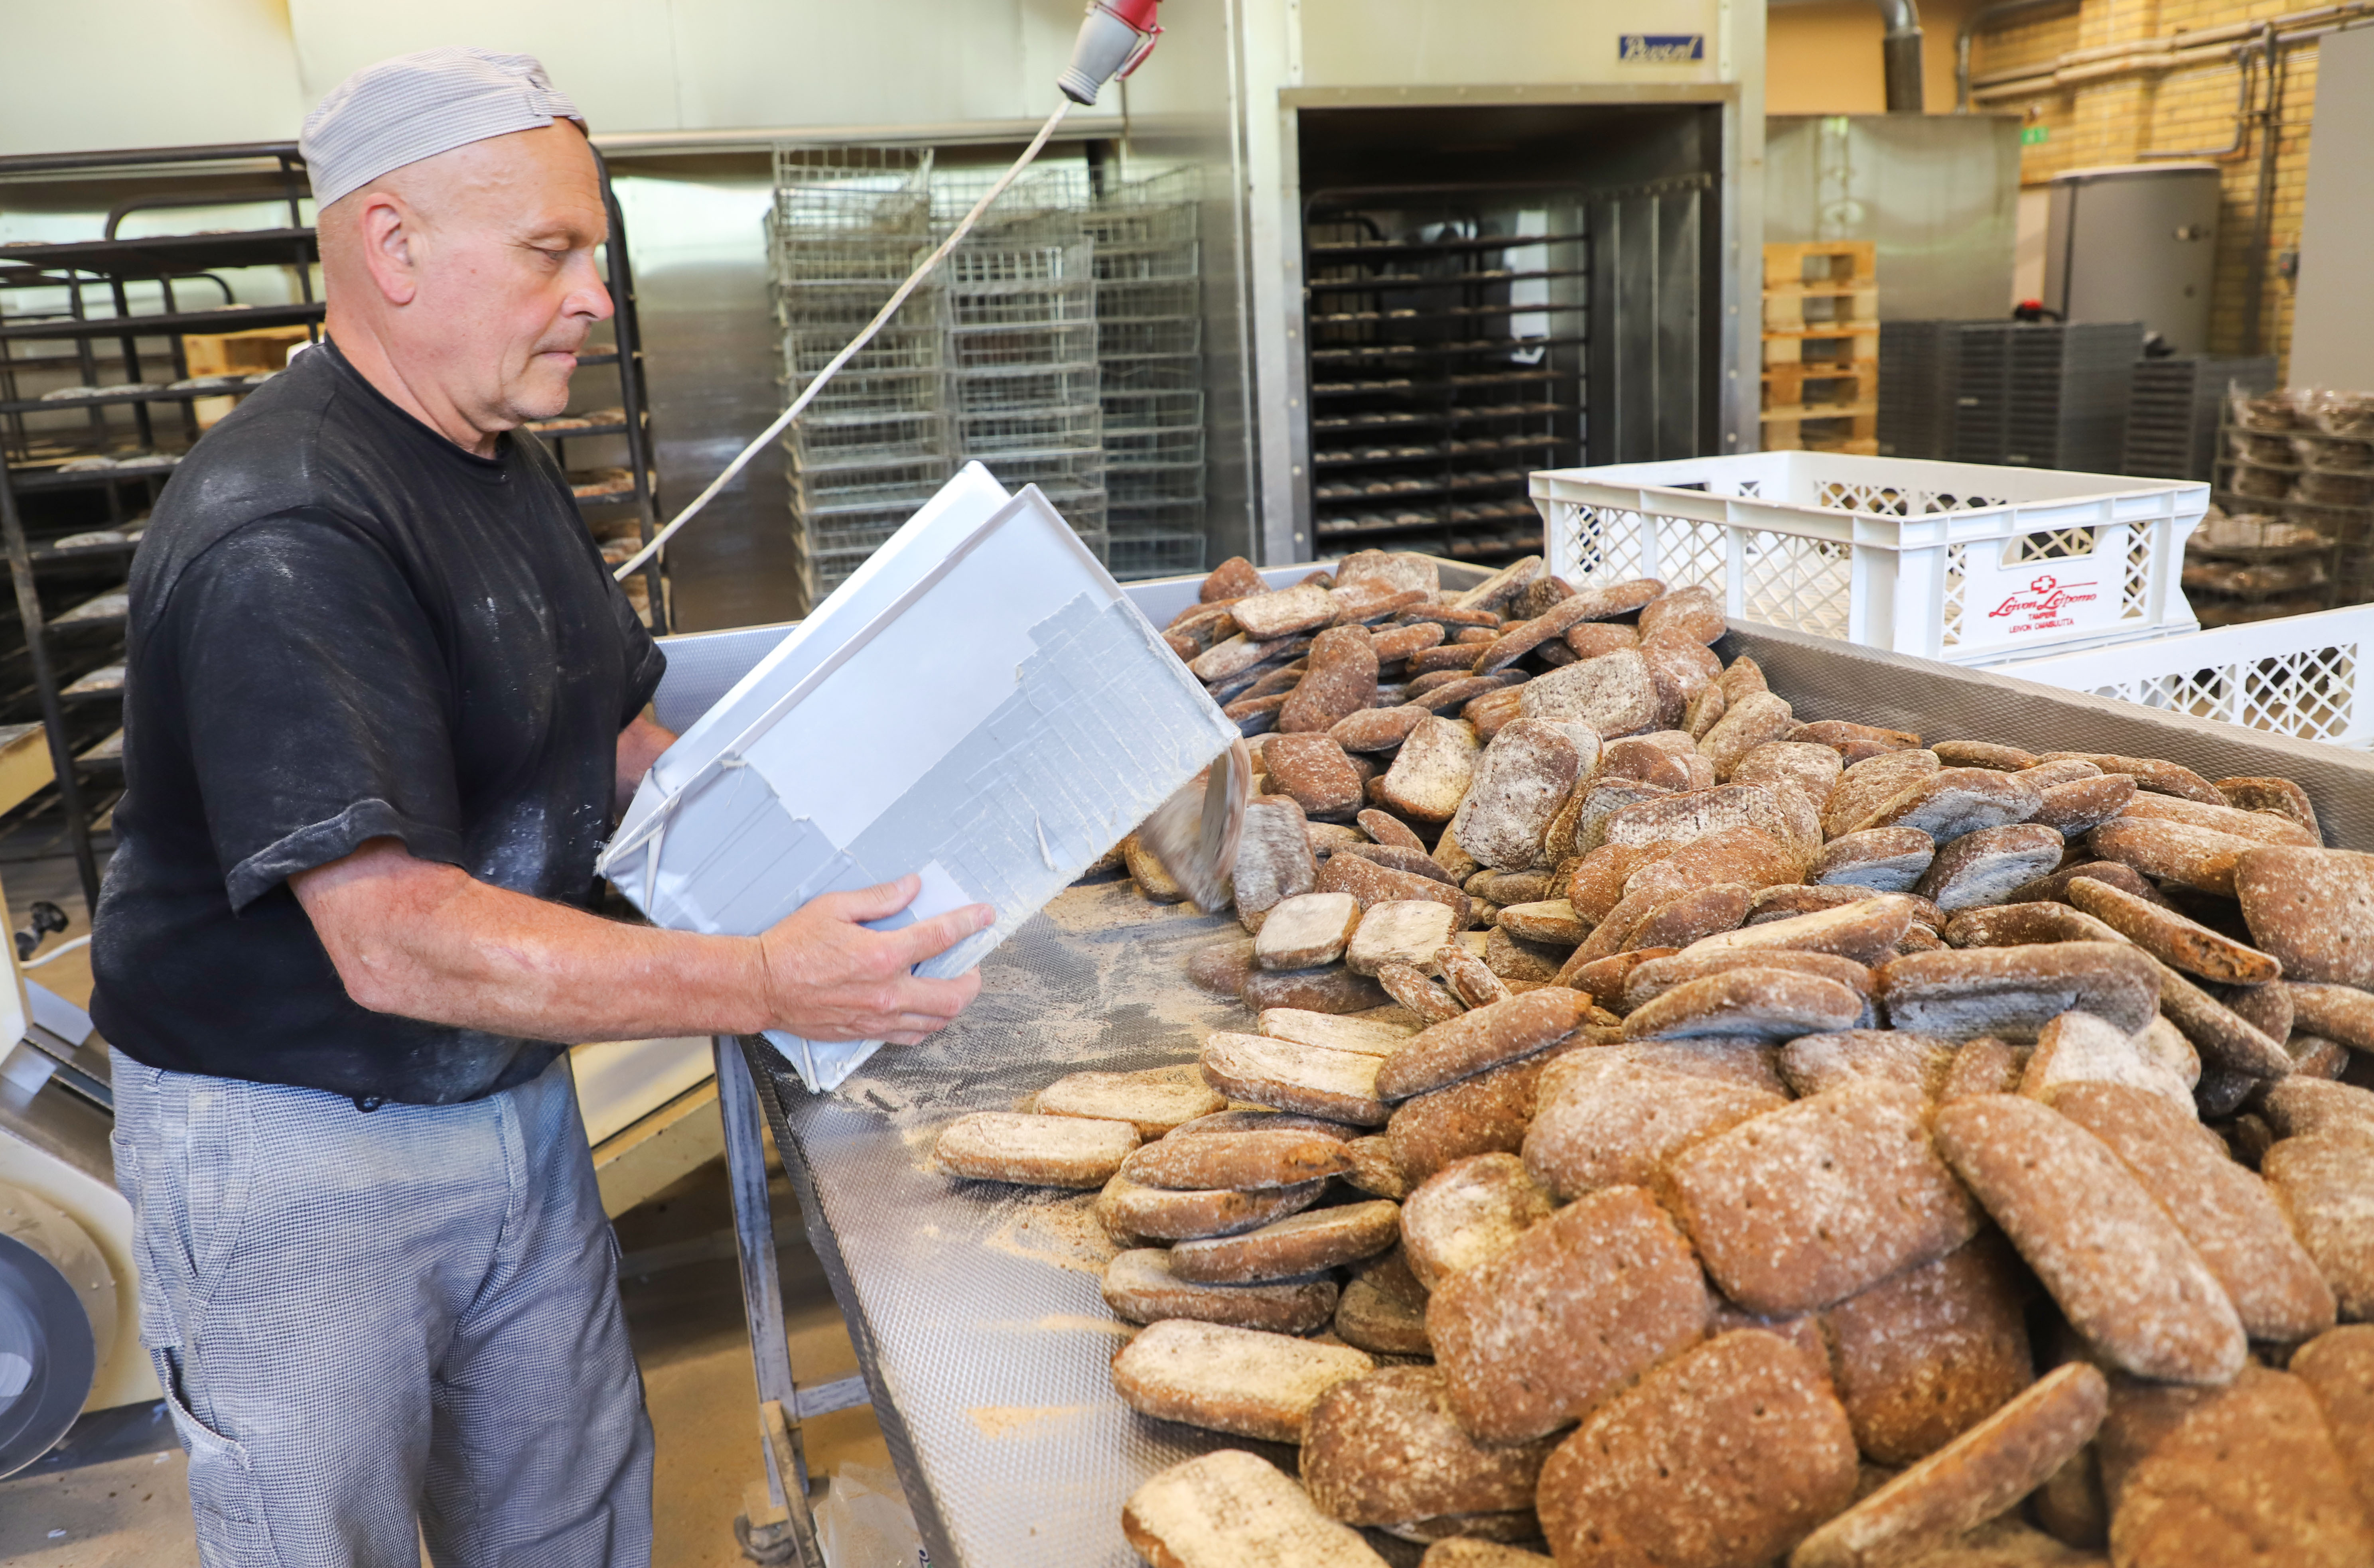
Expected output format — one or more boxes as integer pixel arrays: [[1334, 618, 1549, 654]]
[[1122, 1129, 1355, 1192], [1337, 548, 1439, 596], [1679, 896, 1917, 966], [1338, 841, 1466, 888], [1035, 1073, 1229, 1138], [1622, 947, 1873, 1013], [1930, 740, 2041, 772], [1616, 885, 1753, 955], [2087, 817, 2258, 896], [2261, 1078, 2374, 1140], [1619, 824, 1806, 912], [2018, 1010, 2196, 1114], [1601, 783, 1800, 856], [1112, 1320, 1376, 1446], [1498, 899, 1589, 946], [935, 1111, 1140, 1187], [1242, 965, 1392, 1015], [1915, 823, 2069, 912], [2118, 790, 2321, 847], [1819, 1233, 2037, 1465], [1334, 703, 1433, 754], [1779, 1029, 1960, 1099], [1232, 798, 1319, 934], [1597, 735, 1695, 791], [1620, 967, 1867, 1041], [1937, 1037, 2029, 1099], [1264, 735, 1368, 818], [1379, 961, 1467, 1023], [1398, 1151, 1556, 1290], [1344, 1134, 1411, 1200], [1335, 1246, 1435, 1356], [2232, 845, 2374, 987], [1375, 717, 1483, 824], [1795, 718, 1920, 755], [1317, 850, 1476, 927], [2217, 774, 2321, 834], [1534, 1330, 1859, 1568], [1524, 1052, 1786, 1199], [2156, 965, 2295, 1079], [1638, 583, 1727, 643], [1126, 832, 1191, 903], [1875, 942, 2160, 1041], [1371, 621, 1448, 664], [1640, 638, 1724, 726], [2049, 1081, 2335, 1342], [1188, 938, 1260, 997], [2029, 773, 2140, 839], [1103, 1247, 1339, 1333], [1732, 739, 1846, 802], [1346, 900, 1461, 977], [1386, 1052, 1567, 1183], [2288, 981, 2374, 1053], [1848, 768, 2045, 841], [1437, 942, 1514, 1008], [2293, 1326, 2374, 1522], [1789, 1363, 2109, 1568], [1931, 1095, 2247, 1384], [1517, 650, 1660, 737], [1303, 1365, 1558, 1528], [1660, 1080, 1985, 1314], [1096, 1170, 1329, 1247], [1258, 1007, 1418, 1056], [1699, 691, 1800, 780], [1255, 892, 1364, 971], [1449, 720, 1587, 870], [1485, 925, 1568, 982], [1376, 988, 1592, 1100], [1814, 827, 1938, 893], [1942, 901, 2128, 950], [1356, 806, 1426, 849], [1231, 582, 1337, 640], [1281, 626, 1382, 734], [2035, 752, 2225, 805], [1824, 750, 1944, 839], [2097, 1365, 2374, 1568], [2262, 1127, 2374, 1320], [1427, 1185, 1712, 1443], [1201, 1031, 1390, 1125], [1168, 1199, 1403, 1284], [2064, 876, 2281, 984]]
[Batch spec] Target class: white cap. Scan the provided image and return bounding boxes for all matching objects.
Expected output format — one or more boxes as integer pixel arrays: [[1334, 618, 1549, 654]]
[[300, 47, 587, 209]]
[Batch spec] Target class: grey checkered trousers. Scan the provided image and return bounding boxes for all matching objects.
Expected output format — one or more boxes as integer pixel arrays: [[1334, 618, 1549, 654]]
[[110, 1048, 655, 1567]]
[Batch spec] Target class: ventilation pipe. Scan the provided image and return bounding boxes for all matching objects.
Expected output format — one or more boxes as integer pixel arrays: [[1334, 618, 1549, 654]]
[[1876, 0, 1928, 110]]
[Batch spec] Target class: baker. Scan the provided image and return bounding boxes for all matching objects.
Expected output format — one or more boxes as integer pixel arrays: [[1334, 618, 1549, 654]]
[[90, 47, 993, 1568]]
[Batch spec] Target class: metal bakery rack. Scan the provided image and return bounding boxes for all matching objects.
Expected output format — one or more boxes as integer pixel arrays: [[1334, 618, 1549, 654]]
[[649, 565, 2374, 1568], [0, 140, 667, 909]]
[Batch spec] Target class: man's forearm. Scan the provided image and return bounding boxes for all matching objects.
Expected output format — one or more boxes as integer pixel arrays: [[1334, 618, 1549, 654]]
[[295, 842, 769, 1042]]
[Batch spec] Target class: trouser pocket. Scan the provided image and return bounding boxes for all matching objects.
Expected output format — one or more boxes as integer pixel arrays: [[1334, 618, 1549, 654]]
[[155, 1346, 282, 1568]]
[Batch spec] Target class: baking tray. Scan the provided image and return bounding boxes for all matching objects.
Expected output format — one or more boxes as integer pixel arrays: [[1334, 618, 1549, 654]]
[[729, 617, 2374, 1568]]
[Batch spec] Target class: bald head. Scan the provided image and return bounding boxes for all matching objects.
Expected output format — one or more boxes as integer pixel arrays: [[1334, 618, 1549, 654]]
[[321, 123, 611, 455]]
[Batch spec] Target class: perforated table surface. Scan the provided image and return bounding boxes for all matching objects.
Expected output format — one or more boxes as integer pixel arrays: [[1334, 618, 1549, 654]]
[[743, 621, 2374, 1568]]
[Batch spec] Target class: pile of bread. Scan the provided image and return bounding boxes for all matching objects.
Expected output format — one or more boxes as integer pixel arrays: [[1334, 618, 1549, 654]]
[[933, 550, 2374, 1568]]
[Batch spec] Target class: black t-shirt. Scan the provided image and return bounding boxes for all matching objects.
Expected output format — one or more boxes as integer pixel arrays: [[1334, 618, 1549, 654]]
[[90, 339, 665, 1105]]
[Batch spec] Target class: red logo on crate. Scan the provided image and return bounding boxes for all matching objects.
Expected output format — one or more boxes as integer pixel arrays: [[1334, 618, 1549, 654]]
[[1987, 573, 2098, 632]]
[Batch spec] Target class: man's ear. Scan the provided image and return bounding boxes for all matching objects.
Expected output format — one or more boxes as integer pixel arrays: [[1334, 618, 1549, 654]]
[[355, 191, 424, 307]]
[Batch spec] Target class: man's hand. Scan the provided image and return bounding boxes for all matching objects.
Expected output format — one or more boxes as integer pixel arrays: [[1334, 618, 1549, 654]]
[[755, 875, 994, 1045]]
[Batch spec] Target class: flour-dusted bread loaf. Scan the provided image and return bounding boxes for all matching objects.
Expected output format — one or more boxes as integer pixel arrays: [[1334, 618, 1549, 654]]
[[1399, 1151, 1556, 1290], [1344, 1135, 1413, 1200], [1823, 749, 1944, 839], [1340, 840, 1469, 890], [1427, 1186, 1712, 1443], [2087, 817, 2259, 896], [2063, 876, 2281, 984], [1819, 1233, 2035, 1464], [1102, 1247, 1340, 1334], [2098, 1365, 2374, 1568], [2293, 1326, 2374, 1522], [1877, 942, 2160, 1041], [1524, 1052, 1785, 1200], [1255, 892, 1365, 971], [1379, 961, 1467, 1024], [1621, 967, 1867, 1041], [1232, 798, 1319, 934], [2263, 1128, 2374, 1321], [1347, 899, 1462, 977], [1437, 942, 1515, 1008], [1660, 1080, 1984, 1315], [1123, 1448, 1392, 1568], [1376, 988, 1593, 1100], [1336, 1245, 1434, 1355], [1517, 649, 1662, 737], [1385, 1048, 1574, 1183], [2154, 965, 2295, 1079], [1187, 937, 1260, 998], [1374, 716, 1484, 824], [935, 1111, 1140, 1187], [1941, 900, 2127, 950], [1202, 1030, 1391, 1125], [1621, 948, 1872, 1014], [1678, 896, 1917, 967], [1936, 1036, 2028, 1100], [2217, 773, 2321, 833], [2261, 1078, 2374, 1141], [1096, 1170, 1329, 1247], [2288, 980, 2374, 1054], [2049, 1081, 2334, 1342], [2018, 1009, 2196, 1113], [1319, 839, 1477, 926], [1112, 1320, 1374, 1444], [2233, 845, 2374, 987], [1790, 1363, 2108, 1568], [1813, 827, 1938, 893], [1779, 1030, 1960, 1099], [1033, 1073, 1228, 1139], [1242, 964, 1392, 1015], [1168, 1200, 1403, 1284], [1535, 1330, 1859, 1568], [1699, 691, 1799, 780], [1846, 768, 2045, 841], [1258, 1007, 1419, 1056], [1122, 1128, 1356, 1192], [1281, 624, 1382, 735], [1449, 719, 1587, 871], [1931, 1095, 2246, 1384], [2035, 751, 2224, 804], [1302, 1365, 1557, 1528], [1914, 823, 2068, 912], [1497, 899, 1589, 946]]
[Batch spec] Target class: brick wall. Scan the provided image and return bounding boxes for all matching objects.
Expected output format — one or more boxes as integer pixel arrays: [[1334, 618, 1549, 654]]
[[1972, 0, 2322, 373]]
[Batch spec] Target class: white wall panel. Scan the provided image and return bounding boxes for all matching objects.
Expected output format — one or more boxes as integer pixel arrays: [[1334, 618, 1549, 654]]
[[1298, 0, 1724, 88], [0, 0, 307, 155]]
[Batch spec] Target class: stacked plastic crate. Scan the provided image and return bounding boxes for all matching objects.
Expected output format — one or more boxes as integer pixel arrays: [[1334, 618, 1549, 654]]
[[1085, 170, 1206, 580], [938, 205, 1108, 563], [770, 146, 951, 613]]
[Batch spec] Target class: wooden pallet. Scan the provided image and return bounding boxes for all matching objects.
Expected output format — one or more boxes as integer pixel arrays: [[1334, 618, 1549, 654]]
[[1763, 288, 1881, 333], [1765, 239, 1876, 289], [1762, 361, 1877, 407], [1760, 407, 1879, 453], [1764, 330, 1881, 367]]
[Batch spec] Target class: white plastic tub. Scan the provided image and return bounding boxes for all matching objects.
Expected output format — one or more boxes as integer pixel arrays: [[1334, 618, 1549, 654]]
[[1532, 451, 2209, 665]]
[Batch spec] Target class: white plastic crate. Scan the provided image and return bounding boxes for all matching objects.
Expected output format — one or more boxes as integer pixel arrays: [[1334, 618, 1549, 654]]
[[1533, 451, 2209, 665], [1989, 603, 2374, 747]]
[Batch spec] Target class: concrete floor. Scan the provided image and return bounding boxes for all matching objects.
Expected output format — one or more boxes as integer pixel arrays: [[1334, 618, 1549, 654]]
[[0, 859, 903, 1568]]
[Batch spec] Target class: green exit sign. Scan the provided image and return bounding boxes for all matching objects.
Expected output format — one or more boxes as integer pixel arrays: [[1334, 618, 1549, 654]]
[[2021, 124, 2050, 145]]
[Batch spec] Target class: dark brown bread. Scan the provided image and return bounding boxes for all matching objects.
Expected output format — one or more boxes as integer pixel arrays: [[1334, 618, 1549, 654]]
[[1622, 947, 1873, 1012], [1333, 703, 1433, 753], [1535, 1330, 1858, 1568], [1096, 1171, 1328, 1246], [2264, 1128, 2374, 1320], [1942, 901, 2127, 950], [1399, 1151, 1557, 1290], [1200, 556, 1263, 602], [1485, 924, 1568, 981], [2047, 1081, 2335, 1342], [1814, 827, 1938, 894], [1385, 1050, 1570, 1183], [1779, 1029, 1959, 1099], [1035, 1072, 1228, 1138], [1823, 749, 1944, 839], [2064, 876, 2281, 984], [1102, 1247, 1339, 1333], [1619, 967, 1867, 1041], [1449, 719, 1587, 871], [1112, 1323, 1376, 1446], [1679, 896, 1917, 966], [1336, 1246, 1434, 1356], [1661, 1080, 1985, 1314], [1850, 768, 2045, 841], [2261, 1078, 2374, 1140], [2233, 845, 2374, 987], [1122, 1129, 1356, 1192], [1264, 733, 1367, 817], [1358, 806, 1426, 849], [1789, 1363, 2108, 1568], [1189, 938, 1260, 997], [1796, 718, 1920, 753], [1732, 739, 1847, 802], [1931, 740, 2041, 772], [1343, 1133, 1411, 1200], [1341, 839, 1468, 887], [1931, 1096, 2247, 1384], [2086, 817, 2257, 896], [1232, 798, 1319, 934], [2098, 1365, 2374, 1568], [1378, 961, 1467, 1024], [2157, 965, 2295, 1079], [2119, 789, 2322, 845], [1376, 988, 1593, 1100], [1875, 942, 2160, 1041], [2293, 1326, 2374, 1523], [1820, 1234, 2036, 1466], [1914, 823, 2069, 912], [1317, 849, 1476, 927], [1524, 1051, 1784, 1200], [1200, 1032, 1390, 1125], [2010, 859, 2178, 910], [1937, 1036, 2028, 1099], [2035, 752, 2225, 804], [2029, 773, 2139, 838], [1303, 1366, 1557, 1527], [935, 1111, 1141, 1187], [1638, 583, 1727, 643], [1242, 965, 1393, 1015], [1375, 716, 1484, 824], [2216, 774, 2320, 836], [2288, 980, 2374, 1052], [1619, 824, 1806, 910], [1169, 1200, 1403, 1284], [1427, 1186, 1711, 1443], [1437, 942, 1514, 1009]]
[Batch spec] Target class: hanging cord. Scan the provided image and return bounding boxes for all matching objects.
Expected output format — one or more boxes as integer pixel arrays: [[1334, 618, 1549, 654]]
[[21, 932, 91, 969], [611, 100, 1074, 583]]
